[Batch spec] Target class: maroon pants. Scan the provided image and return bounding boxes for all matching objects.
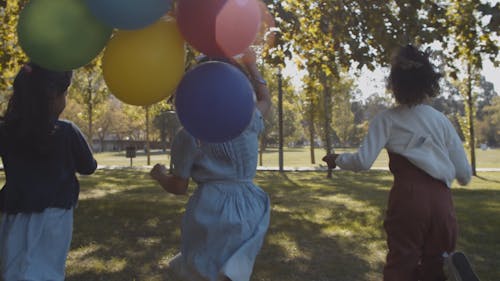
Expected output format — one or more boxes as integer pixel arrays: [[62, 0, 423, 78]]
[[383, 153, 457, 281]]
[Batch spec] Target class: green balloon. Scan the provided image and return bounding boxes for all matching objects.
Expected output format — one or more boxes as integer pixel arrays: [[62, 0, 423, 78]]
[[17, 0, 112, 71]]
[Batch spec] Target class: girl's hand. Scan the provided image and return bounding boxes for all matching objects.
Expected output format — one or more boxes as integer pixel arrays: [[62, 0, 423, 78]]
[[150, 164, 190, 195], [322, 154, 339, 169], [150, 164, 168, 181], [241, 48, 257, 66]]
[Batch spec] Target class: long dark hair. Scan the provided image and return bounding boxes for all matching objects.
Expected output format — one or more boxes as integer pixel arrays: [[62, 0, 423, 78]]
[[0, 63, 72, 155], [387, 45, 442, 106]]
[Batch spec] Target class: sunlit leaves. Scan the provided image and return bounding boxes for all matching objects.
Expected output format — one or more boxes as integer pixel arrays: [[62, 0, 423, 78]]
[[0, 0, 28, 110]]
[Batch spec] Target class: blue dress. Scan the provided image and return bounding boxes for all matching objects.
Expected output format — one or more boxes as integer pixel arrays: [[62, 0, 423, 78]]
[[169, 109, 270, 281]]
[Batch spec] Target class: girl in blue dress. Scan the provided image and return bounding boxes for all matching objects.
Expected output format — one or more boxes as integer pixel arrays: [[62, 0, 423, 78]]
[[150, 49, 271, 281]]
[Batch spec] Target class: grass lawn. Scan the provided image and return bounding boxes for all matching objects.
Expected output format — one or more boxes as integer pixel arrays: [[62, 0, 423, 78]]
[[2, 170, 499, 280], [93, 147, 500, 169]]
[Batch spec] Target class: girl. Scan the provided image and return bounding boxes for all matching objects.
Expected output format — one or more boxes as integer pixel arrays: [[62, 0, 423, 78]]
[[0, 63, 97, 281], [150, 49, 271, 281], [322, 45, 475, 281]]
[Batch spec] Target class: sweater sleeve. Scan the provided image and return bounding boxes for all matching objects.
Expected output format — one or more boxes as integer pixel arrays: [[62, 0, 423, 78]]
[[70, 122, 97, 175], [445, 119, 472, 185], [336, 112, 391, 171]]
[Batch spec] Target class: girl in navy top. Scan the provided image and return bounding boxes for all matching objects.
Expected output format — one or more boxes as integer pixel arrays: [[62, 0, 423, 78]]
[[0, 63, 97, 281]]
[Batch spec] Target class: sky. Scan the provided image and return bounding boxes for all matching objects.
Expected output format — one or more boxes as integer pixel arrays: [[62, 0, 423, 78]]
[[283, 59, 500, 101]]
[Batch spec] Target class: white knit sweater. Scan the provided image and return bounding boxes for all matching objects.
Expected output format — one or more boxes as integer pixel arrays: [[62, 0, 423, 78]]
[[336, 104, 472, 187]]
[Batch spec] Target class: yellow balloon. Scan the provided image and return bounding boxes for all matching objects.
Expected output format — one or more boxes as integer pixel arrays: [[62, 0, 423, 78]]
[[103, 17, 185, 106]]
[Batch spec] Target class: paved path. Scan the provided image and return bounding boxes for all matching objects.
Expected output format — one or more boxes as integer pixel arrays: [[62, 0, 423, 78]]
[[99, 165, 500, 172], [1, 165, 499, 172], [257, 166, 500, 172]]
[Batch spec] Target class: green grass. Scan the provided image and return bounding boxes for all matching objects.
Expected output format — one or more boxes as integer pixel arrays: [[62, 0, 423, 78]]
[[94, 147, 500, 169], [1, 170, 499, 280]]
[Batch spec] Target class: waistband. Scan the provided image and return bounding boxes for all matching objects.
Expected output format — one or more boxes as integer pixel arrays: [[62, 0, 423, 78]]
[[388, 152, 446, 186], [197, 179, 254, 185]]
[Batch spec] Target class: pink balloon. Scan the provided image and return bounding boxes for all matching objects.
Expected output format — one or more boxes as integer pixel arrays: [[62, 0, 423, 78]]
[[177, 0, 261, 57]]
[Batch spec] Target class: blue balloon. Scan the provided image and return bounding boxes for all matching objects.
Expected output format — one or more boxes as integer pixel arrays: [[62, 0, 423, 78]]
[[175, 61, 255, 143], [85, 0, 173, 30]]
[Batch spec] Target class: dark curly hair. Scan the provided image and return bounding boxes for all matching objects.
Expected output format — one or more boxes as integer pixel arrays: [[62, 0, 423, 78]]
[[0, 63, 72, 155], [387, 45, 442, 106]]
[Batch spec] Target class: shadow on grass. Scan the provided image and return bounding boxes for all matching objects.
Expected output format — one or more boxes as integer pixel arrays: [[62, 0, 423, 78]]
[[252, 171, 392, 281], [475, 175, 500, 184], [10, 169, 494, 281], [67, 170, 188, 280], [449, 187, 500, 280]]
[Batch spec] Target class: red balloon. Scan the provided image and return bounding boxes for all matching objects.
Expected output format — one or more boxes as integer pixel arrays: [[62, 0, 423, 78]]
[[177, 0, 261, 58]]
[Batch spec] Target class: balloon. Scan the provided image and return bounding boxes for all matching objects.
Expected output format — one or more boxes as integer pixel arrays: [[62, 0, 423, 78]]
[[17, 0, 112, 71], [175, 61, 255, 143], [85, 0, 173, 30], [102, 17, 185, 106], [177, 0, 261, 58]]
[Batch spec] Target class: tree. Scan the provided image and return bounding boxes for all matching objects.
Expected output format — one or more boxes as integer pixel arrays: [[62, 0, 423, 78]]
[[476, 95, 500, 147], [442, 0, 499, 175], [0, 0, 27, 111], [94, 98, 129, 152], [330, 73, 356, 146], [476, 76, 498, 120], [264, 0, 449, 176], [300, 76, 322, 164], [153, 109, 179, 152], [69, 56, 109, 142], [257, 67, 303, 166]]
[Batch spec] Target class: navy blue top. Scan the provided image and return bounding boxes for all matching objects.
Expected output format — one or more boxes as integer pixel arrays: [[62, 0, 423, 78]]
[[0, 120, 97, 214]]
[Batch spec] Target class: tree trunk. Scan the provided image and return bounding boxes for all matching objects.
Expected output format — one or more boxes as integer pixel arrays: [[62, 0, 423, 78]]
[[145, 106, 151, 166], [86, 81, 93, 146], [309, 99, 316, 164], [278, 70, 284, 172], [467, 63, 477, 176], [259, 137, 265, 167], [99, 137, 104, 152], [321, 73, 333, 178]]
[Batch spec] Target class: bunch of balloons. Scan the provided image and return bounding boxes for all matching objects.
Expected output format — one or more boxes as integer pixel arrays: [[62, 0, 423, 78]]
[[17, 0, 274, 142]]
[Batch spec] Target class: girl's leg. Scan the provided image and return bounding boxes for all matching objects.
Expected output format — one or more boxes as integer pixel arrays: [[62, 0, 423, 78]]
[[383, 213, 424, 281], [383, 183, 429, 281], [419, 188, 457, 281]]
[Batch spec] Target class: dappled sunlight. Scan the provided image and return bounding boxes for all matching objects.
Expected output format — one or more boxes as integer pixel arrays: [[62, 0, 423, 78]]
[[157, 252, 178, 269], [68, 243, 101, 260], [321, 224, 356, 239], [79, 185, 125, 200], [67, 243, 127, 275], [313, 193, 382, 219], [267, 232, 309, 260], [145, 217, 161, 228], [0, 170, 497, 280], [137, 236, 162, 247]]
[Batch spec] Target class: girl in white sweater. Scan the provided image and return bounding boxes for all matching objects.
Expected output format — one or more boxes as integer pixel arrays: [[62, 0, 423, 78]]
[[323, 45, 476, 281]]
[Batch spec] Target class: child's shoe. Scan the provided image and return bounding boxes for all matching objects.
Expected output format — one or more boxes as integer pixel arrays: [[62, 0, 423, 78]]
[[444, 252, 480, 281]]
